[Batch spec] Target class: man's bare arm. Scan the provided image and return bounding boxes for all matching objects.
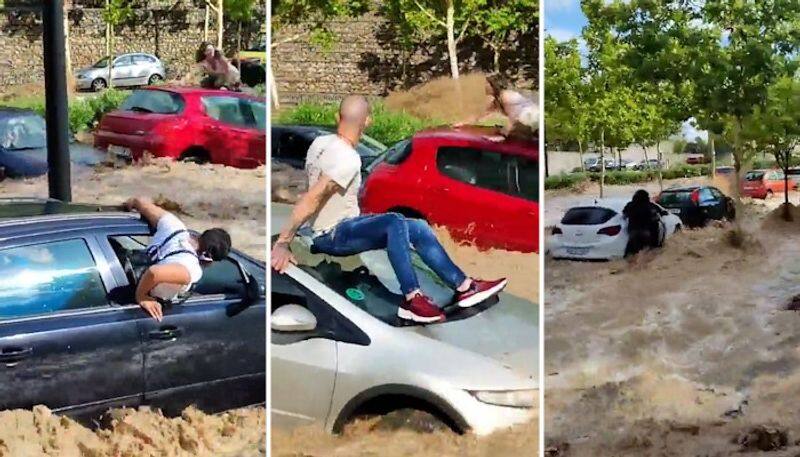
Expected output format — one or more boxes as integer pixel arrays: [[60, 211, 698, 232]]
[[275, 174, 342, 245], [135, 263, 192, 304], [123, 197, 168, 228]]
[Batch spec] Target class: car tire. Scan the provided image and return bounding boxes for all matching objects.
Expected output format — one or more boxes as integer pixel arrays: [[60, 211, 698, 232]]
[[91, 78, 107, 92], [179, 148, 211, 164], [674, 224, 682, 233], [148, 74, 163, 85]]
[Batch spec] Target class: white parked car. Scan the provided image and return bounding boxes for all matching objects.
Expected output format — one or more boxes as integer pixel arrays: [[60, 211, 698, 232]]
[[75, 53, 166, 91], [548, 198, 682, 260]]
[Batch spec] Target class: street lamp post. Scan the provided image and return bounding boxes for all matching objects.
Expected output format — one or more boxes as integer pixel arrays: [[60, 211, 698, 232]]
[[42, 0, 72, 202]]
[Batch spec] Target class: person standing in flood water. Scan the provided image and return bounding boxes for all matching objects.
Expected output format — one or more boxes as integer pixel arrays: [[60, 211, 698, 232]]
[[623, 189, 661, 257]]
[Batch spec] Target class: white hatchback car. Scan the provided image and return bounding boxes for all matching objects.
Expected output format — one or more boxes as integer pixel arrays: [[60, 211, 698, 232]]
[[548, 198, 682, 260], [271, 238, 538, 436]]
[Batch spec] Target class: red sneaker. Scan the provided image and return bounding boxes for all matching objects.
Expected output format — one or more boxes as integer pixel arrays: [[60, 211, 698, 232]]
[[398, 294, 445, 323], [453, 278, 508, 308]]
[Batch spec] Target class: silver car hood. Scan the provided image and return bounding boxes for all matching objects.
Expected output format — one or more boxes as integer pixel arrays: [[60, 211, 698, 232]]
[[406, 293, 539, 381]]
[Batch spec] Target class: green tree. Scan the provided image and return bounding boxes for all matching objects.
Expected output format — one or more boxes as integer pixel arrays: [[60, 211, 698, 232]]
[[474, 0, 537, 73], [544, 36, 587, 175], [102, 0, 135, 89], [741, 76, 800, 218], [383, 0, 483, 79], [226, 0, 258, 54], [586, 0, 800, 206]]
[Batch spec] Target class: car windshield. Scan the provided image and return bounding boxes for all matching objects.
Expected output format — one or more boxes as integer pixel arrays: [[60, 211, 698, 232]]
[[93, 57, 110, 68], [290, 237, 493, 326], [658, 191, 694, 205], [0, 114, 46, 149], [561, 207, 616, 225], [745, 171, 764, 181]]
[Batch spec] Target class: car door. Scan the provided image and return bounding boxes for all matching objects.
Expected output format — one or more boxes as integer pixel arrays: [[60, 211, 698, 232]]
[[708, 187, 727, 219], [433, 145, 525, 250], [131, 55, 152, 85], [200, 95, 256, 166], [99, 232, 266, 416], [241, 98, 267, 165], [111, 56, 134, 86], [0, 235, 144, 422], [271, 270, 338, 428]]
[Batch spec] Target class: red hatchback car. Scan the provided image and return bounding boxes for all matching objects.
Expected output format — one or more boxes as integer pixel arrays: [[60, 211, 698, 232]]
[[359, 127, 539, 253], [95, 87, 266, 168], [741, 169, 797, 199]]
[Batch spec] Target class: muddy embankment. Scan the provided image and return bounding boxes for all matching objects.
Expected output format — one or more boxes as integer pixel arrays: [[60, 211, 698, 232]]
[[545, 197, 800, 455]]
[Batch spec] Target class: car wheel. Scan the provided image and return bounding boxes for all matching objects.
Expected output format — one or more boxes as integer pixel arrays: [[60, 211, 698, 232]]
[[148, 74, 163, 85], [179, 148, 211, 164], [91, 78, 107, 92]]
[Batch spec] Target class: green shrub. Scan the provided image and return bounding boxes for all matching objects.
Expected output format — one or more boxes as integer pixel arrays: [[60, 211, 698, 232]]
[[545, 172, 589, 189], [68, 101, 95, 133], [274, 101, 439, 145]]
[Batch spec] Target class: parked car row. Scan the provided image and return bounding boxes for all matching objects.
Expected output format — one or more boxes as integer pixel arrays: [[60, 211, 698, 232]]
[[582, 156, 663, 172]]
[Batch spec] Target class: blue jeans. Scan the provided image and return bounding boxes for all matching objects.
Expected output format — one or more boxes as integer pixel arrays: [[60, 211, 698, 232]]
[[311, 213, 467, 295]]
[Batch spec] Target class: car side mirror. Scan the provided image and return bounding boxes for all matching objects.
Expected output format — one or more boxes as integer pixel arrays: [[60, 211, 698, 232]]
[[272, 304, 317, 332]]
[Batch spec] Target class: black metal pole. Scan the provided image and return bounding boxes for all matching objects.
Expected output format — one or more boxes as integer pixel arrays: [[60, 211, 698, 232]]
[[42, 0, 71, 202]]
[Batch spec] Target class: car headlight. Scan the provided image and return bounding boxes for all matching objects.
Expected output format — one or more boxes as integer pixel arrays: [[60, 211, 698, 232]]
[[468, 389, 536, 408]]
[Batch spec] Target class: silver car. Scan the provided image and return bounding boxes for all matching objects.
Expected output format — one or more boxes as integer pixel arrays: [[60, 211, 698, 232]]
[[75, 53, 166, 91], [271, 235, 539, 436]]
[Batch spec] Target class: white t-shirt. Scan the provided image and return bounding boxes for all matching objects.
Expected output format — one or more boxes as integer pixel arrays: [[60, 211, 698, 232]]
[[305, 134, 361, 233], [147, 213, 203, 300]]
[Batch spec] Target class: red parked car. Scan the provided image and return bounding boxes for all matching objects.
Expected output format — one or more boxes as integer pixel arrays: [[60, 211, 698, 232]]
[[359, 126, 539, 253], [741, 169, 797, 199], [95, 87, 266, 168]]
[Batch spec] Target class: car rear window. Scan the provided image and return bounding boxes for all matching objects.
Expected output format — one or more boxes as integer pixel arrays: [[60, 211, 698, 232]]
[[658, 191, 694, 205], [561, 207, 616, 225], [384, 139, 413, 165], [120, 90, 184, 114], [745, 171, 765, 181]]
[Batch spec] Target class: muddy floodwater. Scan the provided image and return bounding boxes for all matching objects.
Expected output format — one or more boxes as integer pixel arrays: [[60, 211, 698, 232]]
[[546, 181, 800, 455]]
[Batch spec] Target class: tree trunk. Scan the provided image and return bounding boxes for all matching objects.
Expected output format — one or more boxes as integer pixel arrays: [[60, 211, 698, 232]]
[[710, 135, 716, 178], [204, 3, 210, 41], [217, 0, 224, 50], [446, 0, 459, 79], [656, 141, 663, 191], [268, 64, 279, 109], [578, 139, 584, 172], [617, 146, 622, 169], [493, 46, 500, 73], [642, 143, 650, 169], [237, 21, 242, 71], [107, 24, 114, 89], [600, 129, 605, 198]]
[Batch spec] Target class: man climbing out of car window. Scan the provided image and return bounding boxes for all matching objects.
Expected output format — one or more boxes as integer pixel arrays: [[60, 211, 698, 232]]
[[123, 196, 232, 321], [271, 96, 507, 324]]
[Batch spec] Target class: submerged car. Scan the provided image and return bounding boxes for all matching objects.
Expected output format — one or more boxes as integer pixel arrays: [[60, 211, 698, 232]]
[[271, 236, 538, 436], [359, 126, 538, 253], [0, 199, 265, 422], [741, 169, 796, 199], [95, 87, 266, 168], [75, 53, 166, 91], [0, 108, 104, 178], [549, 198, 682, 260], [656, 185, 735, 227]]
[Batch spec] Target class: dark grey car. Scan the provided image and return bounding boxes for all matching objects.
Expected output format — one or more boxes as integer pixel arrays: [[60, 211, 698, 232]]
[[0, 199, 265, 423]]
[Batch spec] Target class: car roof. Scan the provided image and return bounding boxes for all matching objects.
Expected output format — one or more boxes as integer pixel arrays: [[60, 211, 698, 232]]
[[413, 126, 538, 158], [0, 199, 146, 238], [144, 86, 264, 101], [570, 197, 629, 212], [662, 185, 702, 192]]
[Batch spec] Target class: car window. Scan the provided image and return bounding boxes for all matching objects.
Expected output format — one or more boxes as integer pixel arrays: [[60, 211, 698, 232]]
[[0, 239, 107, 319], [120, 90, 185, 114], [383, 139, 413, 165], [246, 100, 266, 131], [114, 56, 133, 67], [279, 131, 313, 161], [0, 114, 46, 149], [710, 188, 723, 199], [658, 191, 694, 205], [699, 188, 714, 201], [511, 155, 538, 202], [438, 147, 522, 196], [133, 55, 153, 64], [202, 96, 253, 128], [193, 259, 248, 297], [745, 171, 764, 181], [561, 207, 616, 225]]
